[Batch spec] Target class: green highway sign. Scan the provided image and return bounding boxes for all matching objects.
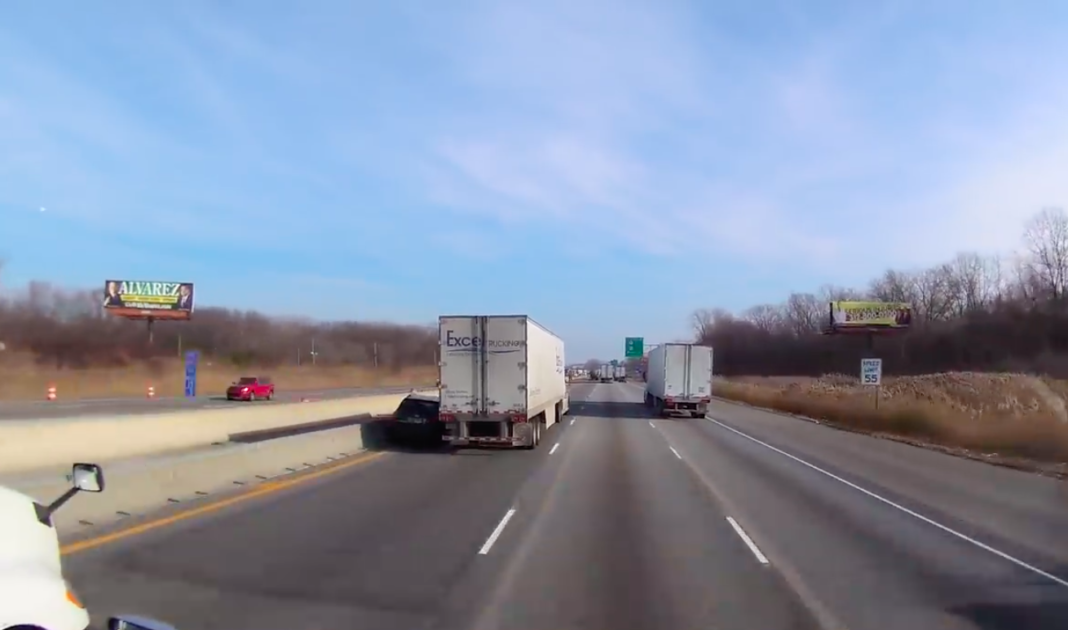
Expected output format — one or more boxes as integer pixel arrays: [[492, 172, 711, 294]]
[[625, 337, 644, 359]]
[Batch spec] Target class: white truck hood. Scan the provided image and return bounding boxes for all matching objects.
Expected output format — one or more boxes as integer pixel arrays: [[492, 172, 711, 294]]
[[0, 485, 91, 630], [0, 485, 64, 578]]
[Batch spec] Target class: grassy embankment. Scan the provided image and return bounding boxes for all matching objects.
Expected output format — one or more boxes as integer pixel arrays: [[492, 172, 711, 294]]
[[715, 373, 1068, 473]]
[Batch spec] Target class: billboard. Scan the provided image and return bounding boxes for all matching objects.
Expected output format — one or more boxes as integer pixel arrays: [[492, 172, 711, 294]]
[[829, 301, 911, 331], [103, 280, 195, 320]]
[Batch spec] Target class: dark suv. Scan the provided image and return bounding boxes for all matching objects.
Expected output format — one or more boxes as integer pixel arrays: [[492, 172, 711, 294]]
[[387, 393, 442, 443]]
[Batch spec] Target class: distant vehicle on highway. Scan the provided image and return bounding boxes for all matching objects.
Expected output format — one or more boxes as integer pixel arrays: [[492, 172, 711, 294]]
[[226, 376, 274, 401], [386, 392, 442, 443], [644, 344, 712, 418]]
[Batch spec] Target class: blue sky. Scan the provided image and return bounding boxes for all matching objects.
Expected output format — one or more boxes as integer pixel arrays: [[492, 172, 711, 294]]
[[2, 1, 1068, 360]]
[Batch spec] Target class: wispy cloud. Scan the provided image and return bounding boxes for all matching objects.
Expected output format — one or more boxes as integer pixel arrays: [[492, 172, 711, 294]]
[[415, 1, 873, 265]]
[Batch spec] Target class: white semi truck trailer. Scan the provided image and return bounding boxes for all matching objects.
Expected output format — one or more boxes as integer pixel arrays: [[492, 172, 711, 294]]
[[644, 343, 714, 418], [438, 315, 569, 449]]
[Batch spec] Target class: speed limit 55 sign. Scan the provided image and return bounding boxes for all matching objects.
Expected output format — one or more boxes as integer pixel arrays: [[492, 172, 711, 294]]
[[860, 358, 882, 386]]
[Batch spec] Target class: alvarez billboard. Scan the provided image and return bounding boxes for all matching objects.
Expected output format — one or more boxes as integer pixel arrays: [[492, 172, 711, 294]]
[[103, 280, 195, 320]]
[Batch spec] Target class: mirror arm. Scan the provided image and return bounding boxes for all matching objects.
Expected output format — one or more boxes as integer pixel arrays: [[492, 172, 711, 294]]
[[38, 486, 80, 525]]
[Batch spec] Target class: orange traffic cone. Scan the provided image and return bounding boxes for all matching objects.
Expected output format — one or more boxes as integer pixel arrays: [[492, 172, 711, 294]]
[[146, 385, 155, 399], [46, 385, 56, 401]]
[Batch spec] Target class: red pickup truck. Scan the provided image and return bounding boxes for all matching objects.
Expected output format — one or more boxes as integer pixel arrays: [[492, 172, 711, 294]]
[[226, 376, 275, 401]]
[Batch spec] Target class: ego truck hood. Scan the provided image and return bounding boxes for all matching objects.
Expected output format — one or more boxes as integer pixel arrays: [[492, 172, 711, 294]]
[[0, 485, 92, 630], [0, 485, 64, 578]]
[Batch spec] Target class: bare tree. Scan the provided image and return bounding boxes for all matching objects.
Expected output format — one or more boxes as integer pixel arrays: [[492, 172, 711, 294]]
[[869, 269, 917, 304], [691, 308, 715, 340], [1022, 207, 1068, 300], [783, 293, 823, 336], [743, 304, 783, 333], [817, 284, 862, 302]]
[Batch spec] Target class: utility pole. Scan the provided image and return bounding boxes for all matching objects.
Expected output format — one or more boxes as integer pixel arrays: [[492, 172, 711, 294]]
[[310, 337, 317, 366], [373, 342, 378, 369]]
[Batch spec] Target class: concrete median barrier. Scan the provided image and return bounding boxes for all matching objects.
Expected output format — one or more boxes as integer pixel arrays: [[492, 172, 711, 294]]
[[8, 422, 378, 533], [0, 389, 435, 474]]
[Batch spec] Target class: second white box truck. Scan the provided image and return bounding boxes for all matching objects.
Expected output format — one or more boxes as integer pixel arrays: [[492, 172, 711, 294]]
[[438, 315, 570, 449], [644, 343, 713, 418], [614, 365, 626, 382]]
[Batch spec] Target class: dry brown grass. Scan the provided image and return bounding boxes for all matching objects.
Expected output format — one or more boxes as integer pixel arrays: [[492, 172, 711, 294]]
[[0, 353, 436, 400], [716, 372, 1068, 467]]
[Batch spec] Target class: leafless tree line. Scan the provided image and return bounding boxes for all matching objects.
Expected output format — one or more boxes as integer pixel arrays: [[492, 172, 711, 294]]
[[693, 207, 1068, 377], [0, 272, 437, 370]]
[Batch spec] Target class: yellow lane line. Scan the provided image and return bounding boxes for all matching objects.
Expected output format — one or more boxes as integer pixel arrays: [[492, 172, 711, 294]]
[[61, 451, 389, 555]]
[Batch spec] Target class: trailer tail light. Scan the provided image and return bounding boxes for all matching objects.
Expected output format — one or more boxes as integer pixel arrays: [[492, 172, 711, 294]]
[[439, 413, 456, 422], [700, 397, 711, 403], [512, 414, 528, 423], [665, 397, 674, 405]]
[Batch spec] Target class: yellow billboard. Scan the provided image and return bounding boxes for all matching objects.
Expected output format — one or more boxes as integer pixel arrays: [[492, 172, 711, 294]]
[[830, 301, 912, 329]]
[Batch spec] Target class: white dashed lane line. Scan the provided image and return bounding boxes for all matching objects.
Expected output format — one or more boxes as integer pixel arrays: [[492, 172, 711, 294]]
[[478, 508, 517, 555], [727, 516, 769, 565]]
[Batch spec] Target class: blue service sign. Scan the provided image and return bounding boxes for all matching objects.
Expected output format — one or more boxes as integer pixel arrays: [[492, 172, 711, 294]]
[[184, 350, 199, 397]]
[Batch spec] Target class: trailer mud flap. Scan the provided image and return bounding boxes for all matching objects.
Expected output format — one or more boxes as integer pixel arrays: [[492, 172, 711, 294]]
[[513, 422, 535, 447]]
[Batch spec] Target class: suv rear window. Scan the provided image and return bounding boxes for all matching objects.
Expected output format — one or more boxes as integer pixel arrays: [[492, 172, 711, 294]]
[[396, 397, 439, 419]]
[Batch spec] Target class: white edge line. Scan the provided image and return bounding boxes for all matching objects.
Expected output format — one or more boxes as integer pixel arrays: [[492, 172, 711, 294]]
[[727, 516, 769, 564], [649, 420, 655, 428], [707, 417, 1068, 589], [478, 508, 517, 555], [570, 418, 575, 425], [549, 442, 560, 455], [669, 446, 682, 460]]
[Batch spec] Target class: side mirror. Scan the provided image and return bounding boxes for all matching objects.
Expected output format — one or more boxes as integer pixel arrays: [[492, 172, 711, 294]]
[[108, 615, 178, 630], [37, 462, 106, 526], [72, 462, 104, 493]]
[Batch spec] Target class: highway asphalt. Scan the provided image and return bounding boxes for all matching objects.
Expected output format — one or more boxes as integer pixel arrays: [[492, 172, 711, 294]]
[[0, 385, 422, 421], [63, 382, 1068, 629]]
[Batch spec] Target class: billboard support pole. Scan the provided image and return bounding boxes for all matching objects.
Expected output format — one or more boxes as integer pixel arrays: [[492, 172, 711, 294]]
[[146, 316, 156, 346]]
